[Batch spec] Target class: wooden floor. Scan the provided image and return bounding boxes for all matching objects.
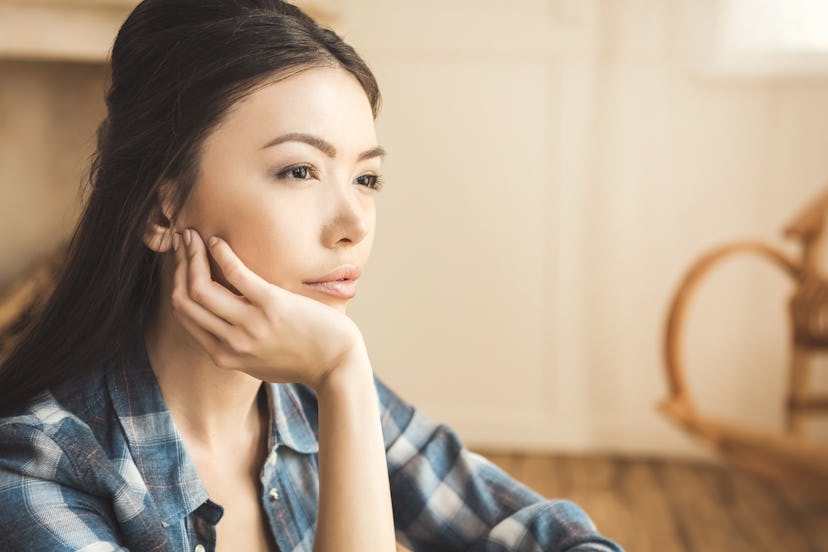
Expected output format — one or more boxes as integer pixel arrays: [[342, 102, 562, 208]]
[[476, 451, 828, 552]]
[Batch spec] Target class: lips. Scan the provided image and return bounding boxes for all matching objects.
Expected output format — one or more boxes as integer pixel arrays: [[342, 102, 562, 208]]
[[304, 265, 362, 285], [302, 265, 361, 299]]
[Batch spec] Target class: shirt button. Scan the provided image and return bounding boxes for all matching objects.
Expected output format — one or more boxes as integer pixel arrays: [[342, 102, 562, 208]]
[[194, 545, 205, 552], [268, 488, 280, 501]]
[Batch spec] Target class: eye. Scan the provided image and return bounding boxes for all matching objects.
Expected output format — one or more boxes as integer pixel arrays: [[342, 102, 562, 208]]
[[355, 174, 384, 191], [277, 164, 314, 180]]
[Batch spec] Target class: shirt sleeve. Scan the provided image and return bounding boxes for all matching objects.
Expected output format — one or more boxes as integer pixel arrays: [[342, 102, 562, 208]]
[[375, 378, 624, 552], [0, 421, 128, 552]]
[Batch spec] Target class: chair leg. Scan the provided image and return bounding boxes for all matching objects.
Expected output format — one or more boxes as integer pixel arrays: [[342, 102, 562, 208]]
[[786, 345, 810, 436]]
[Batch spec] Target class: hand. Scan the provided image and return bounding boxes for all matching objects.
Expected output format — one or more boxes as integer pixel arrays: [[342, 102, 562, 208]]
[[169, 228, 363, 390]]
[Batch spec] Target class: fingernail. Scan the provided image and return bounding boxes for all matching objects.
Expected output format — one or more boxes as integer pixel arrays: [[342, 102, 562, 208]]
[[183, 229, 192, 247], [172, 233, 180, 251], [208, 236, 219, 247]]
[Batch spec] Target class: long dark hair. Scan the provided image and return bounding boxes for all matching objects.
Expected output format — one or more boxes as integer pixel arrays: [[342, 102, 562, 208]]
[[0, 0, 381, 414]]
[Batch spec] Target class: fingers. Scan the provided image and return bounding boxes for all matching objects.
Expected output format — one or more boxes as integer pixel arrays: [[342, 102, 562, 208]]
[[184, 229, 254, 325], [172, 230, 238, 348], [173, 301, 221, 357], [206, 235, 276, 307]]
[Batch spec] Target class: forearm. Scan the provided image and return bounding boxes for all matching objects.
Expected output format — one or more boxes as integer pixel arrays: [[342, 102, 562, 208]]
[[313, 344, 396, 552]]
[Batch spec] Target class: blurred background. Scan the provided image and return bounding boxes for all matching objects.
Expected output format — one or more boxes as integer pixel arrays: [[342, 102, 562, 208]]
[[2, 0, 828, 549]]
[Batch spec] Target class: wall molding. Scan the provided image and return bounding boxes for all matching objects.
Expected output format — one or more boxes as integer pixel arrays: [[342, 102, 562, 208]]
[[0, 1, 133, 62], [0, 0, 340, 63]]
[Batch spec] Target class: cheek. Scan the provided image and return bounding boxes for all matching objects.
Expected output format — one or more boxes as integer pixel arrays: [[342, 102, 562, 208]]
[[218, 208, 313, 291], [363, 200, 377, 250], [183, 185, 311, 291]]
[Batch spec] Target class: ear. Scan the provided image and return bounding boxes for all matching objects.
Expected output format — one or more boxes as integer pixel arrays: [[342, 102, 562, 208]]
[[142, 180, 178, 253]]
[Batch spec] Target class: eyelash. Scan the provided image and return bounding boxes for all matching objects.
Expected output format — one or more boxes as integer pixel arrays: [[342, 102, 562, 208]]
[[276, 164, 384, 191], [356, 174, 384, 191]]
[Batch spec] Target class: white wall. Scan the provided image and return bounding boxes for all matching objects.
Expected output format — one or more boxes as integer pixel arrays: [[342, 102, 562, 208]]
[[343, 0, 828, 456]]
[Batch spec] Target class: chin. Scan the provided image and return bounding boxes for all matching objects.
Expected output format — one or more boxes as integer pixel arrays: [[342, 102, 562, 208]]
[[324, 299, 349, 314], [327, 297, 351, 314]]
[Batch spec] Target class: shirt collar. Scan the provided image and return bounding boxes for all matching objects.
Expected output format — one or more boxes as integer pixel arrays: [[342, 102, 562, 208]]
[[106, 323, 319, 525]]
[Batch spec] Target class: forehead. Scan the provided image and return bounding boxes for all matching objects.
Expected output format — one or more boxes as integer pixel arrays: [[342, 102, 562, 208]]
[[209, 66, 377, 153]]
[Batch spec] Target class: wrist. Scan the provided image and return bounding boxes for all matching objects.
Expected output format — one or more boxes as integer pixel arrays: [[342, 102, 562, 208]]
[[313, 341, 373, 397]]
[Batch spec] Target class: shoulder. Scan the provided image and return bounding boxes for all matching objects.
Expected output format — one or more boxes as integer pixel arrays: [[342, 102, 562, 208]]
[[0, 390, 137, 551], [0, 367, 118, 495], [373, 376, 423, 449], [0, 365, 111, 444], [0, 390, 94, 482], [0, 393, 96, 542], [0, 367, 171, 551]]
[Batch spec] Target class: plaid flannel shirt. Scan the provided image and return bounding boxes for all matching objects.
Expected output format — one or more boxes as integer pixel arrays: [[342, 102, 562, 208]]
[[0, 327, 622, 551]]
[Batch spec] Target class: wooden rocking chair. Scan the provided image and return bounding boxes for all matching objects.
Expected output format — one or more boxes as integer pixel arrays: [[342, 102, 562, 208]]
[[662, 188, 828, 492]]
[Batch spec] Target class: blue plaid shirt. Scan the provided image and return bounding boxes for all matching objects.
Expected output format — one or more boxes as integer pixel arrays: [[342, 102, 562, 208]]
[[0, 327, 622, 551]]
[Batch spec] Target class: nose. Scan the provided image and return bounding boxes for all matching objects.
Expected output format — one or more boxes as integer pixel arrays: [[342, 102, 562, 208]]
[[320, 183, 371, 248]]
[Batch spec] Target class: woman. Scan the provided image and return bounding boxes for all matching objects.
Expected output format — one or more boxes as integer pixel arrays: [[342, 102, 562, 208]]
[[0, 1, 623, 551]]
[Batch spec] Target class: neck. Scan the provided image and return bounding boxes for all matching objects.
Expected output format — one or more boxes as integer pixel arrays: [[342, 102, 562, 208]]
[[143, 260, 266, 452]]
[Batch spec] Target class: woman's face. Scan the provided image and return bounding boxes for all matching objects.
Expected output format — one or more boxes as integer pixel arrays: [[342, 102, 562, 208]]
[[175, 67, 382, 313]]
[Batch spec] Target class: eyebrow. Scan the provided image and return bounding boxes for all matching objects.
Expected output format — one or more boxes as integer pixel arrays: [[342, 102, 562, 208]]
[[261, 132, 386, 161]]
